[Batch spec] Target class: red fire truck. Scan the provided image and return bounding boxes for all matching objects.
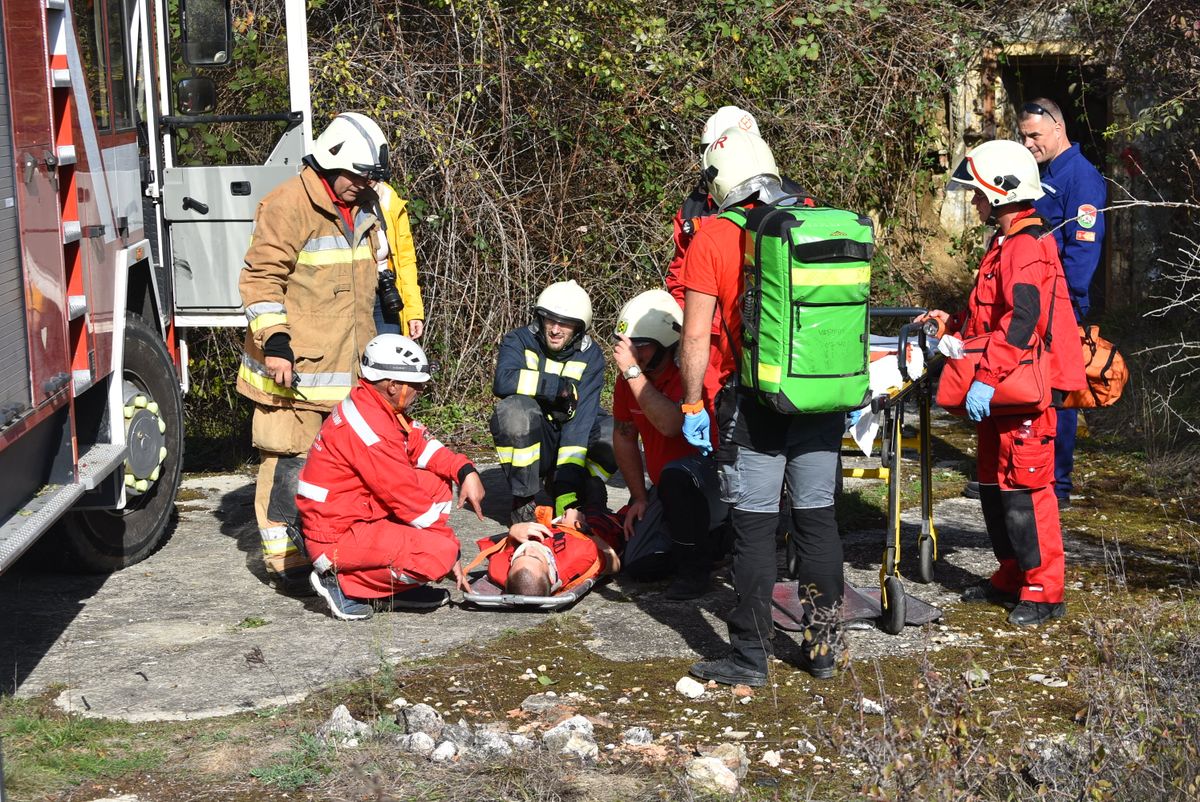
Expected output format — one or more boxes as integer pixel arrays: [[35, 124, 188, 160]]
[[0, 0, 312, 575]]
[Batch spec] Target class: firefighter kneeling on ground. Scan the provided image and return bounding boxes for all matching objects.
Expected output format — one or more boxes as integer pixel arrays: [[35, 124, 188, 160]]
[[296, 334, 486, 621], [490, 280, 616, 527], [610, 289, 728, 598], [918, 139, 1086, 626]]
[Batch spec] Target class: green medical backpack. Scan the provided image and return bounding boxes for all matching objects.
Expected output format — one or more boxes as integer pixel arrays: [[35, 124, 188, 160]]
[[720, 203, 873, 414]]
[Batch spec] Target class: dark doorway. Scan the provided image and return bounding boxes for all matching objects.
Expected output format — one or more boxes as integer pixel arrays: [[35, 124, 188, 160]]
[[998, 57, 1111, 315]]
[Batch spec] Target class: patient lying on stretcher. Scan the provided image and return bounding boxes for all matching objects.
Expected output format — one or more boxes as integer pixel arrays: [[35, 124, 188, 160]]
[[477, 506, 623, 596]]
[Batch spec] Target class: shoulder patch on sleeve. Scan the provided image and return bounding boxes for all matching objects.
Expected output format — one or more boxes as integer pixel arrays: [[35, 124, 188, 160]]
[[1077, 204, 1098, 229]]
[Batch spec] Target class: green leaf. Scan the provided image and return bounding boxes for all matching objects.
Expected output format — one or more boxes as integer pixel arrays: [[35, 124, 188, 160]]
[[536, 674, 558, 686]]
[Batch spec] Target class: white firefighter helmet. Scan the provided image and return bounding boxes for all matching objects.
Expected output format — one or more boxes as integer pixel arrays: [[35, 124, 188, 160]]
[[700, 105, 760, 147], [360, 334, 432, 383], [702, 127, 781, 210], [948, 139, 1044, 206], [615, 289, 683, 349], [311, 112, 391, 180], [535, 280, 593, 333]]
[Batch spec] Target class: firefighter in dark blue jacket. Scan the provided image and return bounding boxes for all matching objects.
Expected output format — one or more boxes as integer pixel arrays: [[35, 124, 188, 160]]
[[1018, 97, 1107, 507], [491, 280, 614, 526]]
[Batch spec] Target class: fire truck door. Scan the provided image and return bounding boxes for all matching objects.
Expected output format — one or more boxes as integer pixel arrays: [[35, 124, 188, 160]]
[[163, 124, 304, 318]]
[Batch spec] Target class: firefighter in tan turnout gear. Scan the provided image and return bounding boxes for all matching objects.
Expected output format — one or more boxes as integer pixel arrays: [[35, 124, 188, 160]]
[[237, 112, 391, 593]]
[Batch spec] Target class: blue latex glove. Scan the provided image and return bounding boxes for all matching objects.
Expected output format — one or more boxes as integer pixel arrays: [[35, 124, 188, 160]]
[[965, 380, 995, 422], [682, 409, 713, 456], [848, 408, 863, 428]]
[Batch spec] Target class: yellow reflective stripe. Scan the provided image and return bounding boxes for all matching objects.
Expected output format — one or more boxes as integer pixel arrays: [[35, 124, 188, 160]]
[[516, 369, 540, 396], [296, 244, 374, 266], [554, 492, 578, 517], [238, 361, 353, 402], [563, 360, 586, 380], [790, 265, 871, 286], [556, 445, 587, 467], [496, 443, 540, 467], [524, 350, 539, 370], [586, 460, 612, 480], [543, 360, 564, 376], [249, 312, 287, 332], [758, 363, 782, 384]]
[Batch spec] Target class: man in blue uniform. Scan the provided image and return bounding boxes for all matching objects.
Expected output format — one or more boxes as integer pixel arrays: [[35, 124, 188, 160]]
[[1019, 97, 1107, 507], [491, 280, 614, 525]]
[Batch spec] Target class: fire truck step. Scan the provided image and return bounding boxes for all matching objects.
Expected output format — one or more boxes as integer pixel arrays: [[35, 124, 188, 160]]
[[0, 482, 85, 573], [0, 444, 125, 572], [77, 443, 126, 490]]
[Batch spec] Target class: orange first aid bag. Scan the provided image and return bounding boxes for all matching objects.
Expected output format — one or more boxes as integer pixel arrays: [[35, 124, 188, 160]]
[[1064, 325, 1129, 408]]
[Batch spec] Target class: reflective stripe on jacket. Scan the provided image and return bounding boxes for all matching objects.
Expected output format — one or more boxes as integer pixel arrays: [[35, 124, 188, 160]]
[[297, 381, 472, 540], [237, 167, 382, 411]]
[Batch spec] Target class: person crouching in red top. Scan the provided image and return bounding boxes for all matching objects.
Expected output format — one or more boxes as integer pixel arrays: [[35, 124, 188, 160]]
[[297, 334, 486, 620], [479, 506, 622, 596], [918, 139, 1085, 627], [610, 289, 727, 600]]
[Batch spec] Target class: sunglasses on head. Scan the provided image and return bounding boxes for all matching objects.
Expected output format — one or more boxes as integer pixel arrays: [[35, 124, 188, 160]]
[[1022, 102, 1058, 124]]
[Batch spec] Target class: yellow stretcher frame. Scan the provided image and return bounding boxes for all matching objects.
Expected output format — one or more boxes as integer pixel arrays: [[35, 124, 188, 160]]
[[841, 311, 942, 634]]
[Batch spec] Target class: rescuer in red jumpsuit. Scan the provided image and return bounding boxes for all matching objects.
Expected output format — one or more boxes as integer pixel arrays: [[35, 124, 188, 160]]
[[919, 140, 1085, 626], [296, 334, 486, 620]]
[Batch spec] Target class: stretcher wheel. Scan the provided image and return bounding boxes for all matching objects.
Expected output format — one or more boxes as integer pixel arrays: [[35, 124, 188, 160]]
[[785, 533, 800, 580], [879, 575, 906, 635], [917, 536, 935, 584]]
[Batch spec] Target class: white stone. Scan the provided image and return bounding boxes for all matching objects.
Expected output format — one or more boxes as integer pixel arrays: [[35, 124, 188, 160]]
[[685, 756, 739, 795], [396, 731, 436, 757], [797, 738, 818, 754], [675, 676, 706, 699], [857, 697, 885, 715], [558, 731, 599, 761], [399, 703, 444, 738], [706, 742, 750, 779], [316, 704, 372, 747], [622, 726, 653, 745], [761, 750, 783, 767], [430, 740, 458, 762], [962, 668, 990, 687]]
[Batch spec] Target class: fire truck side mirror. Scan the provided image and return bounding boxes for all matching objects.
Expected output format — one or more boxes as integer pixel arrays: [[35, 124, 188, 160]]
[[179, 0, 233, 67], [177, 77, 216, 116]]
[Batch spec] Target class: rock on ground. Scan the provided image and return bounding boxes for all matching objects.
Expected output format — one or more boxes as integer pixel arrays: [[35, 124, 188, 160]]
[[396, 731, 436, 757], [399, 703, 444, 738], [675, 676, 706, 699], [316, 704, 372, 747], [704, 742, 750, 779], [685, 756, 740, 795], [621, 725, 653, 745]]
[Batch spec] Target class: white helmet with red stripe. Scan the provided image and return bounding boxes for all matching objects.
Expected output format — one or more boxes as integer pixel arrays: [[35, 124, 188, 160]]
[[949, 139, 1044, 206]]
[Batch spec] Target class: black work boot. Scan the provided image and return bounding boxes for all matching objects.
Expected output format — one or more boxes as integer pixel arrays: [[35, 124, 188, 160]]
[[665, 569, 711, 601], [690, 653, 768, 687], [961, 579, 1019, 608], [1007, 600, 1066, 626], [510, 496, 536, 525]]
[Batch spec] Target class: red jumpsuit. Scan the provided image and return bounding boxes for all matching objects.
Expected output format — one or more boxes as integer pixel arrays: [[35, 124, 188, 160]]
[[297, 381, 474, 599], [952, 210, 1086, 604]]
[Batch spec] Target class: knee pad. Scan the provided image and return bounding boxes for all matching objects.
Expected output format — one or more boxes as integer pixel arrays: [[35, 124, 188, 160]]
[[490, 395, 542, 439], [268, 455, 305, 522]]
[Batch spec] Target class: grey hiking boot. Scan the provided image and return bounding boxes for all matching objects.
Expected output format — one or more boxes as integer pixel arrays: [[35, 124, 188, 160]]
[[310, 571, 374, 621]]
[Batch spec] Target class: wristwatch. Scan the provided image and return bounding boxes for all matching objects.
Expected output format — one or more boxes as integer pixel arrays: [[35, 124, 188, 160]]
[[622, 365, 642, 381]]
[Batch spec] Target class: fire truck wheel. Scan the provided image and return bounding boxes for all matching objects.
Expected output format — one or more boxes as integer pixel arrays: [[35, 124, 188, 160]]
[[53, 315, 184, 572]]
